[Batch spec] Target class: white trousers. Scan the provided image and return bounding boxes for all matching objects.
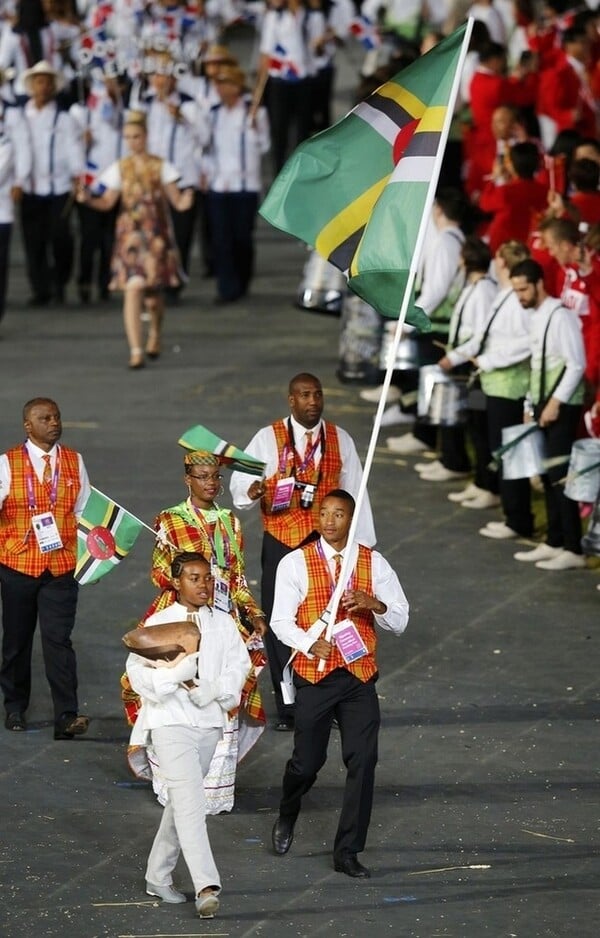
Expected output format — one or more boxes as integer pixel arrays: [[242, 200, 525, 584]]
[[145, 725, 222, 895]]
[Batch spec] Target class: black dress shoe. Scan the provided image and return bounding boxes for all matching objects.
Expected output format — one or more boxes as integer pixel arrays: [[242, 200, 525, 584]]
[[5, 712, 26, 731], [274, 720, 295, 732], [272, 817, 295, 855], [334, 855, 371, 878], [54, 713, 89, 740]]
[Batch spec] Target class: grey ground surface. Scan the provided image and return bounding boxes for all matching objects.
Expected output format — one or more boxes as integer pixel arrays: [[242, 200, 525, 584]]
[[1, 27, 599, 938]]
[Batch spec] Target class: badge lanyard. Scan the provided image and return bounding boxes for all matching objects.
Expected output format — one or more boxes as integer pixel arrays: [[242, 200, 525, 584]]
[[23, 444, 60, 512], [283, 418, 325, 484], [315, 540, 354, 594]]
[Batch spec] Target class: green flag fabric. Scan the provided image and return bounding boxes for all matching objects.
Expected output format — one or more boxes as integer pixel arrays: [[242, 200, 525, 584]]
[[260, 26, 467, 329], [178, 425, 265, 476], [75, 488, 144, 584]]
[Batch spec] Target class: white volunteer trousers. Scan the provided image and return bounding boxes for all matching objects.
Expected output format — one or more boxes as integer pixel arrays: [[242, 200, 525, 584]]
[[145, 725, 222, 894]]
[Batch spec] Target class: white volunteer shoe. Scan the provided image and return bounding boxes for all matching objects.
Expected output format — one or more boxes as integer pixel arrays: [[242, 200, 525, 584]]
[[360, 384, 401, 404], [415, 459, 442, 474], [419, 463, 470, 482], [461, 491, 501, 510], [479, 522, 518, 539], [447, 482, 485, 503], [379, 403, 415, 427], [535, 550, 586, 571], [514, 544, 561, 563], [386, 433, 428, 455]]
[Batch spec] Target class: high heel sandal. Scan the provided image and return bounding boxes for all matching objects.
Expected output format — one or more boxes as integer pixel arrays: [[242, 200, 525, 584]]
[[128, 348, 145, 370], [145, 333, 161, 359]]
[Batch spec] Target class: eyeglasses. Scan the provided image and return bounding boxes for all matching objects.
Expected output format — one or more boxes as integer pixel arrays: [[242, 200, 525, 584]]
[[187, 472, 223, 482]]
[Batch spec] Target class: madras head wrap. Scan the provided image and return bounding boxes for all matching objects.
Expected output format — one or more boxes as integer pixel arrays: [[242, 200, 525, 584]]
[[184, 450, 221, 468]]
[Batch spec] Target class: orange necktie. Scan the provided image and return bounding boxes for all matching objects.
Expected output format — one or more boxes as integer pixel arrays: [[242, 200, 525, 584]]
[[42, 454, 52, 486], [333, 552, 343, 584], [304, 430, 315, 474]]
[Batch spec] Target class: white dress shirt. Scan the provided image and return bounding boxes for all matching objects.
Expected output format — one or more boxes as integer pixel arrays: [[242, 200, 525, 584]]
[[0, 439, 91, 514], [447, 276, 498, 363], [417, 223, 465, 319], [143, 93, 209, 189], [270, 536, 409, 655], [0, 103, 31, 222], [474, 287, 531, 372], [127, 601, 251, 741], [23, 101, 84, 196], [529, 296, 586, 404], [260, 8, 310, 79], [205, 95, 270, 193], [229, 414, 376, 546], [70, 91, 125, 177]]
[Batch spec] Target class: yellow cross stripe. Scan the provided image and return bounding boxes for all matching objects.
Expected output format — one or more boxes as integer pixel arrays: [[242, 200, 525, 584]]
[[315, 172, 391, 260], [377, 82, 427, 119], [415, 106, 446, 133]]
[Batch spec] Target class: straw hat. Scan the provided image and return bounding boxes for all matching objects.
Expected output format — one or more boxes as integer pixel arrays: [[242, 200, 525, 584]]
[[214, 65, 246, 89], [21, 60, 64, 94], [203, 44, 237, 65]]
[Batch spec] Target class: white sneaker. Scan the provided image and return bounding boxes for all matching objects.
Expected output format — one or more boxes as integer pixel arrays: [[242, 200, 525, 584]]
[[535, 550, 586, 571], [447, 482, 484, 502], [419, 464, 470, 482], [386, 433, 428, 455], [414, 459, 440, 473], [461, 491, 501, 509], [485, 520, 511, 529], [597, 582, 600, 591], [146, 882, 187, 903], [514, 544, 561, 563], [379, 403, 414, 427], [479, 522, 518, 539], [360, 384, 401, 404]]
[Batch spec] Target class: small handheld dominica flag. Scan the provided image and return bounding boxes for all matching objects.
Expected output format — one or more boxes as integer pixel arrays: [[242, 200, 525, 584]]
[[75, 487, 144, 584]]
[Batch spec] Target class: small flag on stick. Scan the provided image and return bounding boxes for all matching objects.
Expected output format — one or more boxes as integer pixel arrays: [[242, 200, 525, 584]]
[[75, 487, 145, 584]]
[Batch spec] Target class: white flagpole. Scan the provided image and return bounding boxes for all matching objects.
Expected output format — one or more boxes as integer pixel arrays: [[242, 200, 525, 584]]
[[318, 21, 474, 665]]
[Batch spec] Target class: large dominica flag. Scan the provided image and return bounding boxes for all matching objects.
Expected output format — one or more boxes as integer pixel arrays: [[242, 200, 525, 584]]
[[260, 25, 469, 329], [179, 424, 266, 476], [75, 488, 145, 584]]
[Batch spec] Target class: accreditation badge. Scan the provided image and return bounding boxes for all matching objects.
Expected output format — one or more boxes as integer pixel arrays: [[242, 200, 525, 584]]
[[213, 574, 230, 613], [332, 619, 368, 664], [31, 512, 63, 553], [271, 477, 295, 512]]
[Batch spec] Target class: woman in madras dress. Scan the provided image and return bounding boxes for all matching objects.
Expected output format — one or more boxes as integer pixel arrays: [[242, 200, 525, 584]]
[[124, 450, 267, 814], [76, 110, 192, 369]]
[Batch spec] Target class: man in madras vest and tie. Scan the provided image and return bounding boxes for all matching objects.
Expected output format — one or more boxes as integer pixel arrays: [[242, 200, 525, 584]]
[[229, 373, 376, 731], [268, 490, 408, 878], [0, 398, 91, 738]]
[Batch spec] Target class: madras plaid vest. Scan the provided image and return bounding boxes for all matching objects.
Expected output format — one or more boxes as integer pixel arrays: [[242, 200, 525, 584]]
[[261, 420, 343, 548], [292, 542, 377, 684], [0, 445, 80, 576]]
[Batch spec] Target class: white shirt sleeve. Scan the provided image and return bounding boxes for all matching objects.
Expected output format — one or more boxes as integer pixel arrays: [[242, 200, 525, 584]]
[[161, 159, 181, 186], [550, 307, 586, 403], [99, 160, 121, 191]]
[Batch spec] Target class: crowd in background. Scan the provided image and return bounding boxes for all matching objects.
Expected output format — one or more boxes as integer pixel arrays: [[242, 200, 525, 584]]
[[0, 1, 599, 566]]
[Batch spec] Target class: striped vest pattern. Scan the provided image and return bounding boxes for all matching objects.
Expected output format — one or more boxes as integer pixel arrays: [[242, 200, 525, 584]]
[[261, 420, 343, 548], [0, 445, 80, 576], [292, 542, 377, 684]]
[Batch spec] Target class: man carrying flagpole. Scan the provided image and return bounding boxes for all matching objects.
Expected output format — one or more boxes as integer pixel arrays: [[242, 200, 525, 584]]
[[0, 398, 91, 739], [269, 489, 409, 877]]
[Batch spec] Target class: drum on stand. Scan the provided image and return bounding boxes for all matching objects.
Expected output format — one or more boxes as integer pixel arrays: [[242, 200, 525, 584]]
[[297, 249, 345, 314], [337, 291, 383, 384], [417, 364, 468, 426]]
